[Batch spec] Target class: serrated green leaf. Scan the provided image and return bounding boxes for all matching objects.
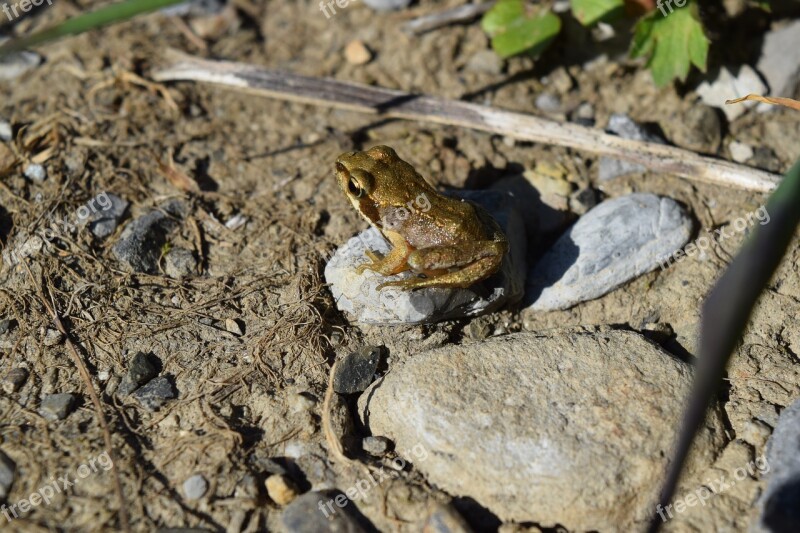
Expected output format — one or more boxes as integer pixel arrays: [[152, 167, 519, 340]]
[[629, 1, 709, 87], [572, 0, 624, 26], [482, 1, 561, 59]]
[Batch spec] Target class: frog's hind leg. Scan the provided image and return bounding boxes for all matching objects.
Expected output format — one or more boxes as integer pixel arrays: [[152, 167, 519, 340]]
[[378, 244, 505, 290]]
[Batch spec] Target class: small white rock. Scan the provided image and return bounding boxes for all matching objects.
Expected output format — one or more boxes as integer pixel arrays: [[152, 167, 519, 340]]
[[0, 120, 11, 142], [24, 164, 46, 183], [183, 474, 208, 500], [729, 140, 754, 163], [696, 66, 768, 121]]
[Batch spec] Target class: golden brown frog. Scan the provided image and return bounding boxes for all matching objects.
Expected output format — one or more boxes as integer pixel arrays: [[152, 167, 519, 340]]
[[335, 145, 508, 290]]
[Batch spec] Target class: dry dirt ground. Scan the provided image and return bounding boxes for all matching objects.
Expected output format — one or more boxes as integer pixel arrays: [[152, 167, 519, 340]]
[[1, 0, 800, 531]]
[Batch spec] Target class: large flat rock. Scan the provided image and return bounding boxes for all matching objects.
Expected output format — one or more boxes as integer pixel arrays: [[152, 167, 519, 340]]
[[358, 330, 724, 530]]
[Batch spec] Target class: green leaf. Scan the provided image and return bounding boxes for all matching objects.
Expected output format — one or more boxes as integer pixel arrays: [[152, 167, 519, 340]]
[[571, 0, 624, 26], [482, 0, 561, 59], [630, 1, 709, 87], [0, 0, 187, 56]]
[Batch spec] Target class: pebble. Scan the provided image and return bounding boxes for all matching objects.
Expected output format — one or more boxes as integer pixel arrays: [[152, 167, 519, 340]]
[[668, 105, 722, 154], [598, 114, 667, 181], [24, 164, 46, 183], [224, 318, 244, 336], [465, 50, 503, 75], [344, 40, 373, 65], [164, 247, 197, 279], [0, 318, 13, 335], [534, 93, 561, 113], [526, 193, 692, 311], [39, 393, 77, 421], [568, 187, 599, 215], [363, 0, 411, 11], [0, 449, 15, 500], [42, 328, 63, 346], [570, 102, 595, 126], [0, 120, 11, 142], [132, 376, 176, 411], [357, 330, 724, 530], [756, 19, 800, 111], [265, 474, 299, 506], [362, 436, 391, 456], [282, 490, 369, 532], [3, 367, 29, 394], [424, 502, 473, 533], [758, 398, 800, 530], [729, 140, 754, 163], [183, 474, 208, 500], [333, 346, 382, 394], [83, 193, 129, 238], [696, 66, 767, 121], [0, 51, 42, 81], [325, 190, 527, 324], [117, 352, 158, 397], [112, 201, 184, 273]]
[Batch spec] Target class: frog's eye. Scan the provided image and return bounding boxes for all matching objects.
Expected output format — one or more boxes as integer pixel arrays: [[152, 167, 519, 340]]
[[348, 178, 365, 198]]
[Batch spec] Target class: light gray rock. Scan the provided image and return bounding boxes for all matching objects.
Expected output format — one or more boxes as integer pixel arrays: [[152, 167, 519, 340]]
[[526, 193, 692, 311], [183, 474, 208, 500], [363, 0, 411, 11], [0, 120, 11, 142], [2, 367, 28, 394], [163, 247, 197, 279], [357, 330, 725, 530], [535, 93, 561, 113], [729, 140, 754, 163], [758, 398, 800, 531], [668, 105, 722, 154], [0, 448, 15, 500], [756, 20, 800, 112], [24, 164, 46, 183], [598, 114, 667, 181], [282, 490, 368, 532], [325, 191, 526, 324], [424, 502, 473, 533], [362, 436, 391, 456], [0, 51, 42, 81], [132, 376, 176, 411], [39, 393, 77, 421], [696, 66, 767, 121]]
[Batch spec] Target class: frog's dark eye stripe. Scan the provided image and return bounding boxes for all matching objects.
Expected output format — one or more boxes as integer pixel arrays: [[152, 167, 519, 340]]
[[348, 178, 364, 198]]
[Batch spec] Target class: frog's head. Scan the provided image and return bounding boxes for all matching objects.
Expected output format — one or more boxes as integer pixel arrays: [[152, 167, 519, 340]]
[[335, 145, 429, 226]]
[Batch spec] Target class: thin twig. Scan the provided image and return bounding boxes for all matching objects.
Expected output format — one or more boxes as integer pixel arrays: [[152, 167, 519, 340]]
[[403, 2, 495, 34], [153, 50, 782, 193], [22, 263, 130, 533]]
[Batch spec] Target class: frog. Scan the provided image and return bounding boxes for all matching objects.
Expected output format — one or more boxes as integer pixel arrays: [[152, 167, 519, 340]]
[[335, 145, 508, 290]]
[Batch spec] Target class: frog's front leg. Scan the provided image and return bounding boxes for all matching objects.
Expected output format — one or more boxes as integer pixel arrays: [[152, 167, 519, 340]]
[[377, 239, 507, 290], [356, 230, 412, 276]]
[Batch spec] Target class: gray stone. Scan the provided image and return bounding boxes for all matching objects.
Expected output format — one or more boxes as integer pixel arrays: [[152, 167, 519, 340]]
[[0, 448, 15, 500], [362, 436, 391, 456], [758, 398, 800, 531], [43, 328, 63, 346], [729, 140, 754, 163], [0, 319, 12, 335], [325, 191, 526, 324], [0, 120, 11, 142], [183, 474, 208, 500], [117, 352, 158, 397], [333, 346, 382, 394], [83, 193, 129, 238], [112, 203, 183, 273], [23, 164, 46, 183], [161, 0, 225, 17], [357, 330, 724, 530], [598, 114, 667, 181], [39, 393, 77, 421], [526, 193, 692, 311], [3, 367, 28, 394], [363, 0, 411, 11], [424, 502, 473, 533], [282, 490, 368, 532], [535, 93, 561, 113], [756, 20, 800, 111], [667, 105, 722, 154], [696, 66, 767, 121], [0, 51, 42, 81], [132, 376, 176, 411], [163, 247, 197, 279]]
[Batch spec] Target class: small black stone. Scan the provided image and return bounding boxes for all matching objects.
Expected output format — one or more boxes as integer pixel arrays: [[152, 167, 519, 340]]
[[118, 352, 158, 397], [333, 346, 383, 394]]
